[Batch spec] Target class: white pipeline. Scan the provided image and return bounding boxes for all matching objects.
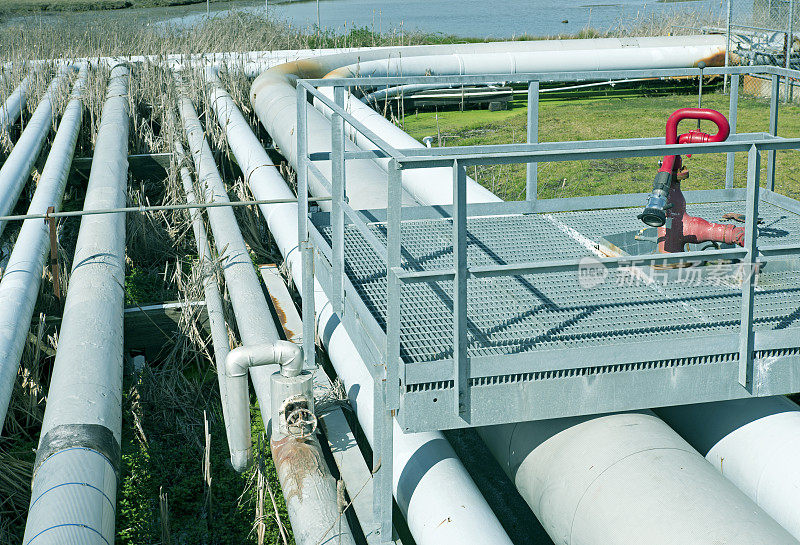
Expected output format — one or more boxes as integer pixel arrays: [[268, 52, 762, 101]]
[[0, 73, 32, 135], [23, 64, 129, 545], [656, 396, 800, 540], [0, 67, 70, 240], [174, 131, 243, 470], [208, 81, 515, 545], [0, 66, 87, 434]]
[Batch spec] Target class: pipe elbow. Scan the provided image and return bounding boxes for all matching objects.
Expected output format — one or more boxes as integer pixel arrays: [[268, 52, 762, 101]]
[[226, 341, 303, 378]]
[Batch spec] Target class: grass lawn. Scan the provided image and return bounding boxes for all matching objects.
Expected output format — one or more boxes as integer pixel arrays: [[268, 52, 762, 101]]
[[400, 86, 800, 202]]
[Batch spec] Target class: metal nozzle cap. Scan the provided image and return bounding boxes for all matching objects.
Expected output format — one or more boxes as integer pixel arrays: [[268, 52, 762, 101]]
[[639, 207, 666, 227]]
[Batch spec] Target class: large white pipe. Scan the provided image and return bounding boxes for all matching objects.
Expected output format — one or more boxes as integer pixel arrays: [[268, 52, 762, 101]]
[[324, 44, 724, 79], [0, 67, 70, 241], [23, 64, 129, 545], [0, 73, 32, 135], [0, 66, 87, 435], [656, 396, 800, 540], [479, 411, 798, 545], [208, 81, 515, 545], [316, 60, 800, 545]]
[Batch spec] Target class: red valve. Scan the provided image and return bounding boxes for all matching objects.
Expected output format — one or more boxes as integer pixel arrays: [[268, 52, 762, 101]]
[[659, 108, 730, 174], [652, 108, 744, 253]]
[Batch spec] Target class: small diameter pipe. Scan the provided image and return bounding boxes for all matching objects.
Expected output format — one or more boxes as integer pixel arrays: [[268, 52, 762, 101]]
[[179, 93, 278, 471], [0, 72, 32, 135], [179, 94, 356, 545], [173, 129, 243, 474], [0, 65, 87, 434], [23, 64, 129, 545], [226, 341, 303, 378], [656, 397, 800, 541], [208, 80, 515, 545], [0, 67, 71, 241]]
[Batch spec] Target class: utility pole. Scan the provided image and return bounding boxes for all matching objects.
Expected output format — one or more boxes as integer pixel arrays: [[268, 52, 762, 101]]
[[316, 0, 321, 28]]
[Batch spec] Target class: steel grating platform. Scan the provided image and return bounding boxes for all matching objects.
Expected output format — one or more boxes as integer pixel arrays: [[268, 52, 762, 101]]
[[314, 200, 800, 430]]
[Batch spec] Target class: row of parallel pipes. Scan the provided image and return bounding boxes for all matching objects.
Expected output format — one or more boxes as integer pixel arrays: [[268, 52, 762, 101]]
[[0, 65, 86, 433]]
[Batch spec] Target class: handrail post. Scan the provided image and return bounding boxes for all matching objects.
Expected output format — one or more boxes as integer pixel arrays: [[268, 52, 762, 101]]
[[375, 158, 401, 545], [296, 83, 315, 371], [726, 74, 739, 189], [331, 85, 346, 314], [767, 74, 779, 192], [453, 159, 469, 419], [738, 144, 760, 390], [526, 81, 539, 202]]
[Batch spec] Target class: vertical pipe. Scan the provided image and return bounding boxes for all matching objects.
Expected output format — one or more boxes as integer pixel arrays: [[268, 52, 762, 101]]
[[526, 81, 539, 202], [0, 67, 70, 240], [23, 64, 129, 545], [725, 74, 739, 189], [0, 66, 87, 434], [207, 82, 515, 545]]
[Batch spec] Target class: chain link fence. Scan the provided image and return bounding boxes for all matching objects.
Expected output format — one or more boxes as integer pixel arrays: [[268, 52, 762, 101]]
[[726, 0, 798, 100]]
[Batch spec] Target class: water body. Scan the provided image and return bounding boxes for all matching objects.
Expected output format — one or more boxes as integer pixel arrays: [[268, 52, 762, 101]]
[[266, 0, 726, 38], [7, 0, 727, 39]]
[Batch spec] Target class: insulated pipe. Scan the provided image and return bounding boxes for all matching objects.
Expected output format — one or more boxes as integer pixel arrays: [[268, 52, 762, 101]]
[[0, 67, 70, 241], [173, 129, 244, 471], [0, 72, 32, 135], [179, 94, 278, 471], [226, 341, 303, 378], [207, 82, 515, 545], [656, 397, 800, 541], [179, 95, 356, 545], [0, 65, 87, 434], [478, 411, 798, 545], [206, 70, 417, 212], [313, 88, 499, 205], [23, 64, 129, 545], [323, 45, 726, 80], [312, 62, 800, 545]]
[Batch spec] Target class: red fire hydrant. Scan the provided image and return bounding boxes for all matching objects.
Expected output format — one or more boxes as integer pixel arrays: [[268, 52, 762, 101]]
[[638, 108, 745, 253]]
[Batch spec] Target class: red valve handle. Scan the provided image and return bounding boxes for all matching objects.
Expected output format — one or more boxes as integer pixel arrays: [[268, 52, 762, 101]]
[[660, 108, 730, 174]]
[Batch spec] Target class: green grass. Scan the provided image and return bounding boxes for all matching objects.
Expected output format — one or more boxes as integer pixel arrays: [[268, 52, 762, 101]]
[[401, 87, 800, 202], [117, 365, 292, 545]]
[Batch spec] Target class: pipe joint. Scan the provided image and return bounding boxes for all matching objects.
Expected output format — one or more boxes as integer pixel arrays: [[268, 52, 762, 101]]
[[226, 340, 303, 378]]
